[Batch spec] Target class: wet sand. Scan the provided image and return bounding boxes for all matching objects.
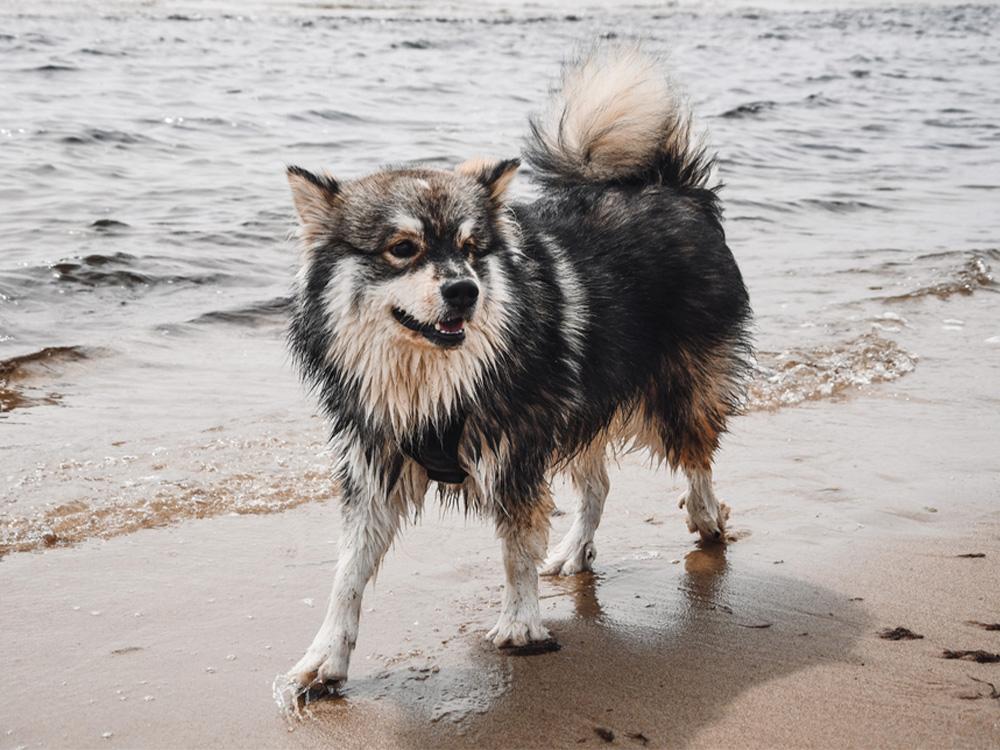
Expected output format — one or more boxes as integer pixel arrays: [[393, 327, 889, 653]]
[[3, 354, 999, 748]]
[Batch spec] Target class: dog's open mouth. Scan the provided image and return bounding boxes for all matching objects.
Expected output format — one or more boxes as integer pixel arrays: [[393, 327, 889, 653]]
[[392, 308, 466, 347]]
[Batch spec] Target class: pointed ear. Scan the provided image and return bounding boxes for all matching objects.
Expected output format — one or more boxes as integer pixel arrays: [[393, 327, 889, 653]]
[[455, 157, 520, 204], [286, 165, 340, 232]]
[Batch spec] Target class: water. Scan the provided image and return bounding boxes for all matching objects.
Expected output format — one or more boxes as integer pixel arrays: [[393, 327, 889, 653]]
[[1, 1, 998, 554]]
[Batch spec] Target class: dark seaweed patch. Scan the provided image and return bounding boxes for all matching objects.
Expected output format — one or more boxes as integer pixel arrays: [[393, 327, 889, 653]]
[[594, 727, 615, 743], [879, 627, 924, 640], [967, 621, 1000, 631], [942, 650, 1000, 663]]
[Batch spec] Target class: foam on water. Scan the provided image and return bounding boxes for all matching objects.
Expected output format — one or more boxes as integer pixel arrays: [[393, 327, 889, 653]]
[[882, 254, 997, 302], [749, 333, 917, 411]]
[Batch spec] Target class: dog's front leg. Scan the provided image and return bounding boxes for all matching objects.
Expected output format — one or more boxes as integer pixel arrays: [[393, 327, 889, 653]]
[[287, 468, 415, 693], [487, 491, 553, 648]]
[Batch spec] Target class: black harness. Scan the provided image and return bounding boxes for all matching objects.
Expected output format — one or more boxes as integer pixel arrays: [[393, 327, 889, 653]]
[[403, 413, 468, 484]]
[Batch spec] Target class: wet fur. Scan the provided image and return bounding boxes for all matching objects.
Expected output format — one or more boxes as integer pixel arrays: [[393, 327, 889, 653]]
[[281, 45, 752, 696]]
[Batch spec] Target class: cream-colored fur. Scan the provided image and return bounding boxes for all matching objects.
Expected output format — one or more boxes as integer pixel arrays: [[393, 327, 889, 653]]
[[322, 252, 514, 436], [532, 45, 706, 184]]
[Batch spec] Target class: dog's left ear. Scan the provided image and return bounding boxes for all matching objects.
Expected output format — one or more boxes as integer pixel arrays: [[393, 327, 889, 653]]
[[456, 157, 520, 204]]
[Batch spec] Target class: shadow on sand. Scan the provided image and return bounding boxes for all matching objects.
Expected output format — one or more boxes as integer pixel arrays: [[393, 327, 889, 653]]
[[300, 544, 868, 748]]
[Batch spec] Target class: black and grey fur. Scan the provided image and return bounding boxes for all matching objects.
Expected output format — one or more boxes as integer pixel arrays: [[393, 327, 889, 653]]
[[280, 46, 752, 697]]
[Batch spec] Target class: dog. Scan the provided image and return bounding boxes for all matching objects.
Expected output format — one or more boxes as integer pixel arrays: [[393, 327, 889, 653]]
[[282, 45, 752, 694]]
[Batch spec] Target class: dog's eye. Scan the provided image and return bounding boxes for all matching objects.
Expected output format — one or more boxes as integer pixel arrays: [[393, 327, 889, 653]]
[[388, 240, 418, 259], [461, 238, 477, 254]]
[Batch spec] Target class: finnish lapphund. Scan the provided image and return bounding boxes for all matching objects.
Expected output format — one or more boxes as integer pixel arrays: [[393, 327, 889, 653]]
[[281, 45, 752, 696]]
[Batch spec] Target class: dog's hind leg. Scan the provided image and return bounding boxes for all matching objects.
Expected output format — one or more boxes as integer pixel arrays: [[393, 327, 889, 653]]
[[488, 487, 554, 648], [678, 464, 730, 542], [286, 457, 425, 693], [541, 442, 609, 576], [651, 349, 739, 543], [671, 410, 731, 542]]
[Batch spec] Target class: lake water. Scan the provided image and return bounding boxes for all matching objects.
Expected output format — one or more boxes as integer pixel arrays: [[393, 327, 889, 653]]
[[1, 0, 998, 554]]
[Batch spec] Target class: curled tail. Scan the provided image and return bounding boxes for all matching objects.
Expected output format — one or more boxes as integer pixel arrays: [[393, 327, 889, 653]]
[[525, 45, 715, 191]]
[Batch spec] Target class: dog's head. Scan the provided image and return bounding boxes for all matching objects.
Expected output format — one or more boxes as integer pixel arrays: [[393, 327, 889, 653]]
[[287, 158, 520, 430]]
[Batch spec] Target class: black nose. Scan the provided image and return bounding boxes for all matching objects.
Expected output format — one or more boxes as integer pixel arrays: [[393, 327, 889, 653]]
[[441, 279, 479, 309]]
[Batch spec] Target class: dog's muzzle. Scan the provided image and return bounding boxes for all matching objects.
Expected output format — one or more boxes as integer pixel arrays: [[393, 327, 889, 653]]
[[392, 308, 468, 347], [392, 279, 479, 348]]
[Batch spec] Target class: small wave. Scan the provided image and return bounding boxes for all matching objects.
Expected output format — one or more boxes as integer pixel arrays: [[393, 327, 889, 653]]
[[24, 64, 79, 72], [78, 47, 127, 57], [799, 198, 883, 213], [883, 255, 996, 302], [0, 345, 89, 382], [46, 253, 229, 290], [803, 93, 837, 107], [189, 296, 291, 327], [141, 115, 263, 132], [60, 128, 152, 145], [290, 108, 368, 124], [392, 39, 433, 49], [748, 333, 917, 411], [0, 253, 233, 300], [49, 252, 149, 287], [90, 218, 130, 231], [720, 101, 777, 119], [0, 346, 93, 414], [0, 448, 332, 557]]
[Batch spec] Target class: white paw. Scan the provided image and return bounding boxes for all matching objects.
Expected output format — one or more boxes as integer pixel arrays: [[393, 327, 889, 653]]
[[680, 494, 731, 542], [540, 540, 597, 576], [285, 635, 352, 692], [487, 615, 551, 649]]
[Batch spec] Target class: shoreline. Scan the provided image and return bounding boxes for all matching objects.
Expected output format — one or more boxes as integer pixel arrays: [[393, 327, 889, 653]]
[[3, 380, 998, 748]]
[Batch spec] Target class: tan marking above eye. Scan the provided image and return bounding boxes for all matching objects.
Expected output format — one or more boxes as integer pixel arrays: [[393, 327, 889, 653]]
[[456, 219, 477, 246]]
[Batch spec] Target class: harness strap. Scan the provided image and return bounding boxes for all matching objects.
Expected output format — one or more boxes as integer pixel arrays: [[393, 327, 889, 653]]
[[404, 413, 468, 484]]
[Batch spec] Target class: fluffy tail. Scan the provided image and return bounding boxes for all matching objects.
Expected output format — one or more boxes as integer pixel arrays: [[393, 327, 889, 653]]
[[525, 46, 715, 190]]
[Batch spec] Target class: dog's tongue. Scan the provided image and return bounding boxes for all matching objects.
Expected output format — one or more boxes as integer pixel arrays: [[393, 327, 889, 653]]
[[437, 318, 464, 334]]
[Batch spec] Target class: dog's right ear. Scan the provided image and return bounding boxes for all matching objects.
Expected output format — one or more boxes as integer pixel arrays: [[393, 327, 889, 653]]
[[455, 157, 520, 205], [287, 165, 340, 232]]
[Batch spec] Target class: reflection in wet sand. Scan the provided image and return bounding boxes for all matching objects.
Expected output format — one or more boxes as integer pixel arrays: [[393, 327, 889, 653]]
[[544, 571, 607, 622]]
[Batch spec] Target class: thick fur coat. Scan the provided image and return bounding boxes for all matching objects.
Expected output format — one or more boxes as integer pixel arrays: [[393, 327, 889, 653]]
[[280, 46, 752, 697]]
